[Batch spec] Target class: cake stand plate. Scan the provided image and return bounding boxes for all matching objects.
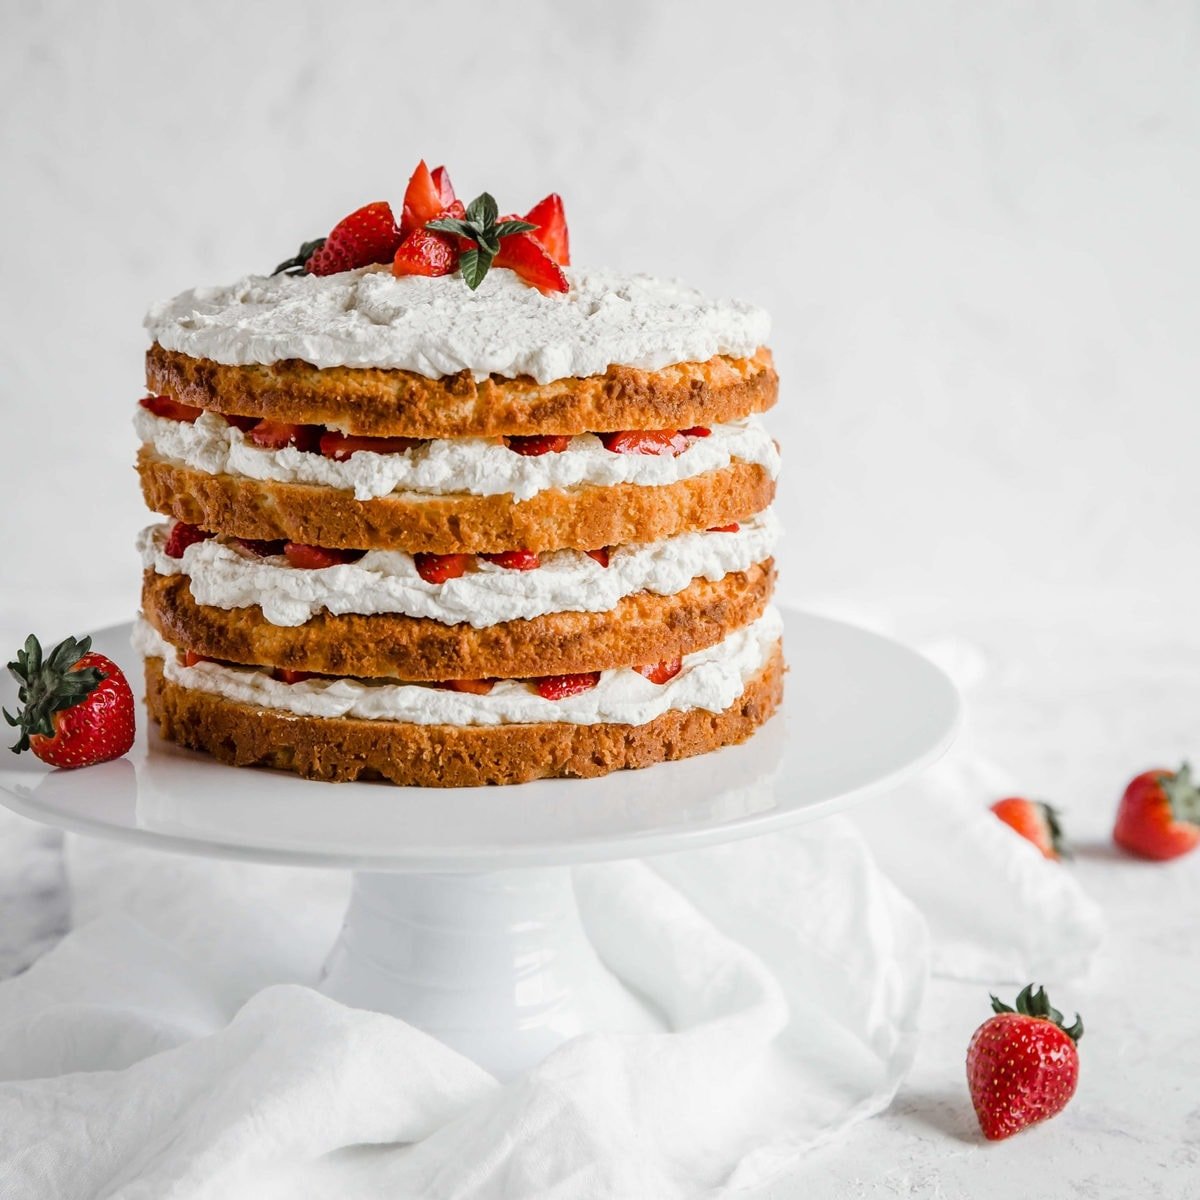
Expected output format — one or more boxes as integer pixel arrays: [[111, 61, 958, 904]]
[[0, 608, 960, 1079]]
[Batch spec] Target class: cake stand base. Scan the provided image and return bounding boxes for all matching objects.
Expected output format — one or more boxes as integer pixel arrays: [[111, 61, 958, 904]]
[[320, 868, 662, 1078]]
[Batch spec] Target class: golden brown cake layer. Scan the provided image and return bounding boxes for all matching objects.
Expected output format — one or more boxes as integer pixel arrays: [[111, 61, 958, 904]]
[[145, 346, 778, 438], [143, 641, 783, 786], [137, 451, 776, 553], [141, 560, 775, 680]]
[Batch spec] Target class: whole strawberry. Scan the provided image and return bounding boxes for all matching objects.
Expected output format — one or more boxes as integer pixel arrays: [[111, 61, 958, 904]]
[[4, 634, 135, 768], [1113, 763, 1200, 861], [967, 984, 1083, 1141], [990, 797, 1066, 860]]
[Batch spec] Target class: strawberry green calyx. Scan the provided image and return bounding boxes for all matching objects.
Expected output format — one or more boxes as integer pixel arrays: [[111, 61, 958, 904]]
[[1161, 762, 1200, 824], [4, 635, 104, 753], [990, 984, 1084, 1043], [1040, 801, 1068, 858], [426, 192, 536, 290], [271, 238, 327, 277]]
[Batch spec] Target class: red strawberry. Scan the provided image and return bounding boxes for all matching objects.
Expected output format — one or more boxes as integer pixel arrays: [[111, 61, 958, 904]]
[[318, 431, 422, 461], [431, 165, 457, 208], [164, 522, 213, 559], [274, 668, 315, 685], [991, 797, 1065, 860], [283, 543, 364, 570], [505, 433, 572, 456], [481, 550, 540, 571], [247, 420, 319, 452], [1113, 763, 1200, 860], [5, 635, 135, 769], [599, 429, 688, 456], [494, 231, 569, 294], [522, 193, 570, 266], [392, 226, 460, 278], [223, 412, 262, 432], [232, 537, 287, 559], [634, 658, 682, 685], [414, 553, 473, 584], [966, 985, 1083, 1141], [435, 678, 496, 695], [681, 426, 711, 438], [534, 672, 600, 700], [304, 201, 402, 276], [586, 548, 610, 568], [400, 160, 447, 236], [707, 523, 740, 533], [182, 649, 211, 667], [139, 395, 203, 423]]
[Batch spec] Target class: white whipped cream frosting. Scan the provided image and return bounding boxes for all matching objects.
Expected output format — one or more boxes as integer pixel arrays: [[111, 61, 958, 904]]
[[134, 407, 780, 502], [144, 266, 771, 384], [139, 511, 780, 628], [134, 609, 782, 728]]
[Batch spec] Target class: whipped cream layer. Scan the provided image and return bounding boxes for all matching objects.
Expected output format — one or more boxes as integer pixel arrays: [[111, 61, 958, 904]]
[[134, 609, 782, 728], [135, 408, 780, 502], [140, 511, 781, 628], [144, 267, 770, 384]]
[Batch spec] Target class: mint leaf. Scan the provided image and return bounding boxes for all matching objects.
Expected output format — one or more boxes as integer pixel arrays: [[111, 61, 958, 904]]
[[460, 246, 495, 290], [466, 192, 498, 228], [494, 220, 537, 238], [426, 217, 476, 239]]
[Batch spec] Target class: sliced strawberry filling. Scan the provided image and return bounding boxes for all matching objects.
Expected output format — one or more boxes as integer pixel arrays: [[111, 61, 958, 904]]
[[283, 543, 365, 570], [413, 553, 472, 584], [140, 395, 203, 423], [707, 523, 740, 533], [248, 420, 319, 452], [274, 668, 317, 684], [504, 433, 572, 456], [634, 659, 683, 685], [318, 431, 422, 461], [231, 537, 288, 558], [533, 672, 600, 700], [434, 678, 496, 695], [599, 429, 689, 457], [481, 550, 540, 571], [163, 522, 214, 559], [585, 547, 610, 568]]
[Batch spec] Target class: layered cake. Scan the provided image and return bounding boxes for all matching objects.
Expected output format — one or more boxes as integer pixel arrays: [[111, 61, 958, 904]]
[[133, 163, 784, 786]]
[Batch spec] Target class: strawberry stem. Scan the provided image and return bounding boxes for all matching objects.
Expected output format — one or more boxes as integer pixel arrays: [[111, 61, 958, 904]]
[[4, 634, 104, 754], [990, 984, 1084, 1042]]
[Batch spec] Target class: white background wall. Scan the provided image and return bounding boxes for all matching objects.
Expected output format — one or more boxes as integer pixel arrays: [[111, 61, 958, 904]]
[[2, 0, 1197, 645]]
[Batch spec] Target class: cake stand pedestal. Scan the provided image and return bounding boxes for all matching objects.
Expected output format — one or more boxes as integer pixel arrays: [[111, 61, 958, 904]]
[[0, 609, 959, 1080]]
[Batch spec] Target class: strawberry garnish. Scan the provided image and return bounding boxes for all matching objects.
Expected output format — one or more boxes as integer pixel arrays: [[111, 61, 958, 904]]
[[318, 431, 422, 461], [1113, 763, 1200, 861], [4, 635, 135, 769], [435, 678, 496, 695], [139, 395, 203, 423], [967, 985, 1083, 1141], [522, 193, 570, 266], [163, 522, 214, 559], [414, 553, 472, 584], [991, 797, 1065, 860], [505, 434, 572, 456], [431, 165, 457, 209], [247, 420, 319, 452], [681, 426, 711, 438], [283, 543, 364, 570], [274, 668, 316, 685], [426, 192, 545, 291], [392, 225, 461, 279], [599, 429, 688, 456], [634, 659, 682, 685], [481, 550, 540, 571], [707, 523, 740, 533], [493, 231, 569, 294], [302, 201, 403, 277], [400, 160, 448, 236], [534, 672, 600, 700], [232, 537, 287, 559], [585, 548, 610, 568]]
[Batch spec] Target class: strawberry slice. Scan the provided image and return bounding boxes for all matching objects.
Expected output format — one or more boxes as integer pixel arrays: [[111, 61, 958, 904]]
[[304, 201, 402, 276], [401, 160, 448, 236], [435, 678, 496, 695], [139, 395, 203, 423], [598, 429, 688, 456], [522, 193, 570, 266], [232, 537, 287, 559], [681, 426, 711, 438], [223, 413, 261, 432], [481, 550, 541, 571], [414, 553, 473, 584], [283, 543, 364, 570], [494, 231, 569, 294], [393, 226, 460, 278], [585, 548, 610, 568], [182, 650, 211, 668], [163, 522, 213, 559], [707, 523, 740, 533], [431, 165, 457, 208], [248, 420, 319, 452], [505, 433, 572, 456], [534, 672, 600, 700], [274, 668, 316, 684], [318, 431, 422, 461], [634, 658, 683, 684]]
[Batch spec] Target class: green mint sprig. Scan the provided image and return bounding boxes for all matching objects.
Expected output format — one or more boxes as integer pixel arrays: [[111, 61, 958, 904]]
[[427, 193, 535, 289]]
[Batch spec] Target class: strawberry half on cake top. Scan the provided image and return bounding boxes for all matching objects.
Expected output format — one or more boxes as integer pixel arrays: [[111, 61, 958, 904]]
[[132, 161, 783, 786]]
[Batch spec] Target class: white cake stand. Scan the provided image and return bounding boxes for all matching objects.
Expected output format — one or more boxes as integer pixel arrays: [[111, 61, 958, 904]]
[[0, 608, 959, 1079]]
